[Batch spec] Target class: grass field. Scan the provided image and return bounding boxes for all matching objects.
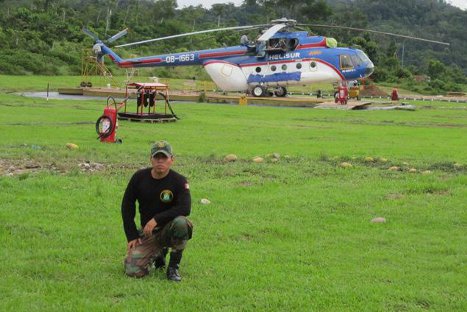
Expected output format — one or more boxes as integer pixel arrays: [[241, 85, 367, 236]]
[[0, 74, 335, 94], [0, 76, 466, 311]]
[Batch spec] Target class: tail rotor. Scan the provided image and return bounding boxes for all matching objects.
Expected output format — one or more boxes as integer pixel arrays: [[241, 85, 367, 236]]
[[83, 27, 128, 62]]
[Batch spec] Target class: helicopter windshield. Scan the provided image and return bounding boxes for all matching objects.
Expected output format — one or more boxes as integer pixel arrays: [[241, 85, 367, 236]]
[[356, 50, 372, 65], [355, 49, 374, 76]]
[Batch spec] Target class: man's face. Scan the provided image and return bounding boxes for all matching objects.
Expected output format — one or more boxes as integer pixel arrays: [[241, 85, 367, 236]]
[[151, 153, 173, 175]]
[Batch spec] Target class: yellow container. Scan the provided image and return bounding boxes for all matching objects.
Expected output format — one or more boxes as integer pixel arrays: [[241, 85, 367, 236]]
[[349, 86, 360, 100], [239, 96, 248, 106]]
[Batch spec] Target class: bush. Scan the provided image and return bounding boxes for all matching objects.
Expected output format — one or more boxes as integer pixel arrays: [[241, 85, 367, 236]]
[[396, 67, 413, 80], [429, 79, 447, 92], [371, 67, 390, 82]]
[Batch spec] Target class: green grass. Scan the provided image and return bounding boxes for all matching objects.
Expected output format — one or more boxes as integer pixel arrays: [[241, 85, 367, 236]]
[[0, 77, 466, 311], [0, 74, 335, 94]]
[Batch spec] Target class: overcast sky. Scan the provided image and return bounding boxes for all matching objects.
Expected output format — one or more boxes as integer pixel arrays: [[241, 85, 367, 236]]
[[176, 0, 467, 10], [448, 0, 467, 9]]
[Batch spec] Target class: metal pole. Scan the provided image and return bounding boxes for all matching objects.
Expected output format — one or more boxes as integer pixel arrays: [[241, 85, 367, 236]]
[[401, 42, 405, 68]]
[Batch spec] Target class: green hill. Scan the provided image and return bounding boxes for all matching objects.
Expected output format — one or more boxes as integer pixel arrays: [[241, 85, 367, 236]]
[[0, 0, 465, 93]]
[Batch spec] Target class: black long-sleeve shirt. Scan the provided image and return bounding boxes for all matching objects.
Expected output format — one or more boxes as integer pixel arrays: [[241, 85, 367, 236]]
[[121, 168, 191, 242]]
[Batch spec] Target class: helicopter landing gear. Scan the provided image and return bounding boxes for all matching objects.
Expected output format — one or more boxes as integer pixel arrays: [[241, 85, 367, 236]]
[[274, 86, 287, 97], [252, 85, 266, 97], [251, 85, 287, 97]]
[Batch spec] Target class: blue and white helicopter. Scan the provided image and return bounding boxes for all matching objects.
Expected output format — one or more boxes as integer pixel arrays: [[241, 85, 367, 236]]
[[84, 18, 448, 97]]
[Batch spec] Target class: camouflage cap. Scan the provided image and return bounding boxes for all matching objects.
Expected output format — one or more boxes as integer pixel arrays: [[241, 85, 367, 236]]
[[151, 140, 173, 157]]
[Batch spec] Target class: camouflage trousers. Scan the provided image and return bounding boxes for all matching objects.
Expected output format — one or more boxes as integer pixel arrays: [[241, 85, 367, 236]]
[[124, 216, 193, 277]]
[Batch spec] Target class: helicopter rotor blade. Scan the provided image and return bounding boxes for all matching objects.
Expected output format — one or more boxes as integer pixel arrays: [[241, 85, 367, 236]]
[[82, 27, 99, 41], [301, 24, 450, 46], [115, 25, 266, 48], [257, 23, 288, 41], [107, 28, 128, 43]]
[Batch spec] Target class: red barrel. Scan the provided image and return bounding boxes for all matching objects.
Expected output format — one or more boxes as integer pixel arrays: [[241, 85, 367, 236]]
[[96, 106, 118, 143]]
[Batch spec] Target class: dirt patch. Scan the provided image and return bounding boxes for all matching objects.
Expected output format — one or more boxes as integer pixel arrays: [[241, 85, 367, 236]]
[[0, 159, 112, 176], [0, 159, 53, 176], [360, 85, 388, 97]]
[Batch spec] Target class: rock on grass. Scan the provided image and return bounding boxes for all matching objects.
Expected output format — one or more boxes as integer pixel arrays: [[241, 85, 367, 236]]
[[224, 154, 237, 162]]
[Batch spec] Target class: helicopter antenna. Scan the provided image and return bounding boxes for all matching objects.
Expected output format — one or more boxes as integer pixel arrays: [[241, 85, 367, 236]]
[[303, 24, 450, 46], [116, 25, 266, 48]]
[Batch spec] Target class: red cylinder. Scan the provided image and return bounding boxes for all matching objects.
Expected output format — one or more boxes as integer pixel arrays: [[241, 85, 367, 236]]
[[337, 85, 348, 105], [100, 106, 117, 143]]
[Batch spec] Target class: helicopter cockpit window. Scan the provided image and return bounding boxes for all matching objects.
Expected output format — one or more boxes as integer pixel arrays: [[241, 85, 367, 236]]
[[340, 55, 354, 70], [288, 39, 298, 50], [350, 55, 361, 67], [356, 50, 371, 64], [268, 38, 287, 51]]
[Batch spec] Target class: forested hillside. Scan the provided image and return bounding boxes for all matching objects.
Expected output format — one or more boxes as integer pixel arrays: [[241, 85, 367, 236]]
[[0, 0, 465, 92]]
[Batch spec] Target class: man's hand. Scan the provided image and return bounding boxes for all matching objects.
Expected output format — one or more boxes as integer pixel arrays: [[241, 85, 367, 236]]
[[143, 218, 157, 237], [127, 238, 142, 252]]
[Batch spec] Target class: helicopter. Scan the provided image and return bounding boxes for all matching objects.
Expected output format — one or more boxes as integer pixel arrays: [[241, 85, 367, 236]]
[[83, 18, 448, 97]]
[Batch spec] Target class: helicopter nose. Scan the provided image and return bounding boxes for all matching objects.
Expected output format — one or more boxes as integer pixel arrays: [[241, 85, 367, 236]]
[[364, 62, 374, 77]]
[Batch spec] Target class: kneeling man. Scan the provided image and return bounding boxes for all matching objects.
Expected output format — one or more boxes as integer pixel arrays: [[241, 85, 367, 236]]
[[121, 140, 192, 281]]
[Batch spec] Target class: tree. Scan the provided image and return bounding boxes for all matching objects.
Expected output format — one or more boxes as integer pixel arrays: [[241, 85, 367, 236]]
[[428, 59, 446, 80]]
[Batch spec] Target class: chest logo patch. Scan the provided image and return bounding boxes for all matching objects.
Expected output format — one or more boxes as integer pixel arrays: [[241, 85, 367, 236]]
[[160, 190, 174, 203]]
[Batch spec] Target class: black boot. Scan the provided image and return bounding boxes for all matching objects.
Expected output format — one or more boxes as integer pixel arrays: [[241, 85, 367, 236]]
[[166, 250, 183, 282], [154, 248, 168, 270]]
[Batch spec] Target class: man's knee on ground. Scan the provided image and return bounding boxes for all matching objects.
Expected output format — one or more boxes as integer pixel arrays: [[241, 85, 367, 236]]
[[170, 216, 193, 241], [125, 267, 149, 278], [124, 249, 149, 278]]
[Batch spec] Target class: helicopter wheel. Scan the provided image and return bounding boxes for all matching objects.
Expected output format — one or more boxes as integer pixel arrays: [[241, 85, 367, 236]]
[[252, 86, 265, 97], [274, 86, 287, 97]]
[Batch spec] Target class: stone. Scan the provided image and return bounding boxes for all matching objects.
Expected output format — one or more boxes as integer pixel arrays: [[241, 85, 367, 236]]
[[409, 168, 417, 173], [340, 162, 352, 168], [371, 217, 386, 223], [364, 156, 374, 162], [200, 198, 211, 205], [252, 156, 264, 163], [224, 154, 237, 162], [272, 153, 280, 160], [66, 143, 79, 150], [388, 166, 400, 171]]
